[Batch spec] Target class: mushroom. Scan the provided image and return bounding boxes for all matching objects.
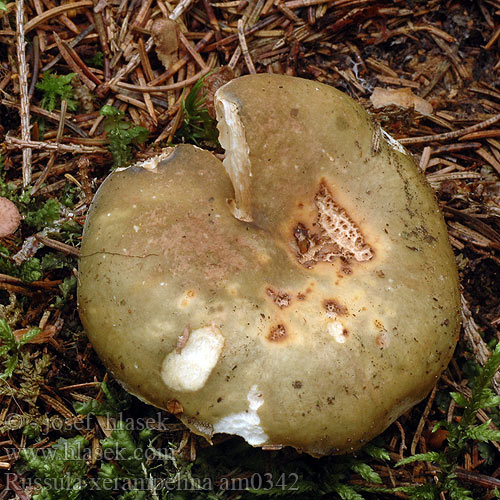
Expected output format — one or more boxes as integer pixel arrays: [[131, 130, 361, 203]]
[[0, 197, 21, 238], [78, 74, 460, 456]]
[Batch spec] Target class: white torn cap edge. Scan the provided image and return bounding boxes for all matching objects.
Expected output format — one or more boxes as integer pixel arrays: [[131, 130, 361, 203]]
[[214, 385, 269, 445]]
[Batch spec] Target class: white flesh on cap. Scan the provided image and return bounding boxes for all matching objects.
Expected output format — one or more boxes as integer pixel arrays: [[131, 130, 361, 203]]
[[216, 97, 253, 222], [327, 321, 347, 344], [161, 326, 225, 392]]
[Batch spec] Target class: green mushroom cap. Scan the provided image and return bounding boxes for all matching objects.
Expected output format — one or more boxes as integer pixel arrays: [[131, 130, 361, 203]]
[[78, 74, 461, 456]]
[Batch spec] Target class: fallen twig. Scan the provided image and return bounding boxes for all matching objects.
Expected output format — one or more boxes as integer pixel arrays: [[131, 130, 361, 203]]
[[16, 0, 32, 186], [5, 136, 108, 154]]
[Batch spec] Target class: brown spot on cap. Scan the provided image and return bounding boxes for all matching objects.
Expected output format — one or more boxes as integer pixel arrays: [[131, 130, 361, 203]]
[[375, 332, 389, 349], [0, 197, 21, 238], [176, 325, 190, 353], [323, 299, 348, 317], [292, 380, 302, 389], [293, 181, 373, 268], [294, 223, 311, 255], [341, 262, 352, 275], [266, 287, 292, 309], [268, 324, 287, 342]]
